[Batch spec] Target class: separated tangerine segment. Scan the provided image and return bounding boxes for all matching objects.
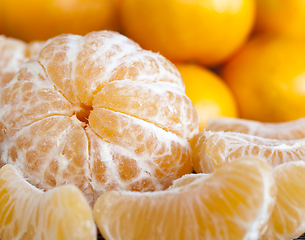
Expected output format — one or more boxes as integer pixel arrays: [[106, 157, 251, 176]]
[[261, 161, 305, 240], [0, 164, 96, 240], [192, 131, 305, 174], [93, 156, 276, 240], [206, 117, 305, 140], [171, 161, 305, 240]]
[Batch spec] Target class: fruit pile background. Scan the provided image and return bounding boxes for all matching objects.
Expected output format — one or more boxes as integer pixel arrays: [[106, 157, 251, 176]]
[[2, 0, 305, 128], [2, 0, 305, 240]]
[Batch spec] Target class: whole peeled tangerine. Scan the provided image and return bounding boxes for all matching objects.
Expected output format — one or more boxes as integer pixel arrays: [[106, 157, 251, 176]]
[[0, 31, 199, 205]]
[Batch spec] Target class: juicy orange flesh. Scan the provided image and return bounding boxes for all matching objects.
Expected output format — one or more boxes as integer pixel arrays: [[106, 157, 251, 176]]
[[171, 173, 209, 188], [0, 164, 96, 240], [94, 157, 275, 240], [0, 37, 45, 88], [0, 31, 198, 204], [192, 131, 305, 173], [262, 162, 305, 240], [205, 117, 305, 140], [92, 80, 198, 138]]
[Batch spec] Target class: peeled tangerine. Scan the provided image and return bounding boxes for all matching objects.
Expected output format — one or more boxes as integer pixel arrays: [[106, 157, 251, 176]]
[[0, 30, 199, 206], [93, 156, 276, 240], [205, 117, 305, 140], [0, 164, 96, 240], [173, 161, 305, 240], [192, 130, 305, 173], [0, 35, 44, 88]]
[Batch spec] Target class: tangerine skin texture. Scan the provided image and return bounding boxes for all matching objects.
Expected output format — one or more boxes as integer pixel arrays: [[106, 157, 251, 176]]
[[255, 0, 305, 40], [1, 0, 119, 42], [222, 35, 305, 122], [0, 31, 198, 205], [120, 0, 256, 66]]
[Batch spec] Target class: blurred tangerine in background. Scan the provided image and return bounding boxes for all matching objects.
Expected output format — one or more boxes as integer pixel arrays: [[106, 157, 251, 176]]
[[255, 0, 305, 40], [0, 0, 119, 42], [222, 35, 305, 122], [176, 63, 238, 132], [119, 0, 256, 67]]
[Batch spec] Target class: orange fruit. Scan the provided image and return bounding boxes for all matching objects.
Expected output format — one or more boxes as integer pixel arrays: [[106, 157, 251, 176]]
[[222, 35, 305, 122], [0, 31, 198, 205], [0, 164, 96, 240], [120, 0, 256, 66], [261, 161, 305, 240], [255, 0, 305, 40], [192, 130, 305, 173], [0, 2, 3, 35], [176, 63, 238, 132], [205, 117, 305, 140], [0, 36, 44, 88], [172, 161, 305, 240], [1, 0, 119, 42], [93, 156, 276, 240]]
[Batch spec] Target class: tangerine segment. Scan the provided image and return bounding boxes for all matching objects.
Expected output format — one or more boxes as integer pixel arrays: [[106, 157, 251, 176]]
[[261, 161, 305, 240], [170, 173, 209, 189], [0, 36, 44, 88], [93, 80, 198, 139], [2, 115, 94, 203], [192, 131, 305, 173], [172, 162, 305, 240], [87, 127, 192, 196], [94, 156, 276, 240], [39, 31, 184, 107], [0, 60, 75, 136], [206, 117, 305, 140], [89, 108, 193, 183], [38, 34, 84, 105], [0, 164, 96, 240], [109, 50, 184, 88]]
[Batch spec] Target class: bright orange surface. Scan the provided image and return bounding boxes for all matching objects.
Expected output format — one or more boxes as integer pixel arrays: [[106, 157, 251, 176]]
[[1, 0, 119, 42], [120, 0, 256, 66], [222, 35, 305, 122], [176, 63, 238, 131]]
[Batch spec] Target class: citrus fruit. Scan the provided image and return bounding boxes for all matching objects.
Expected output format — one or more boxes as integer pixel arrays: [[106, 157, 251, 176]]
[[0, 164, 96, 240], [192, 130, 305, 173], [0, 2, 3, 35], [0, 30, 198, 205], [120, 0, 256, 66], [172, 161, 305, 240], [205, 117, 305, 140], [255, 0, 305, 40], [1, 0, 119, 42], [222, 35, 305, 122], [0, 35, 44, 88], [93, 156, 276, 240], [176, 63, 238, 132], [261, 161, 305, 240]]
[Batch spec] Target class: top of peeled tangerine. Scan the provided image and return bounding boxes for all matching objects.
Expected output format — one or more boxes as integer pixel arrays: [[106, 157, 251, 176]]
[[15, 30, 198, 139], [0, 30, 198, 205]]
